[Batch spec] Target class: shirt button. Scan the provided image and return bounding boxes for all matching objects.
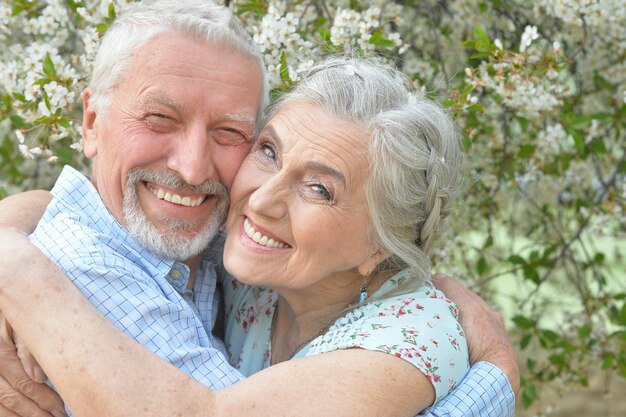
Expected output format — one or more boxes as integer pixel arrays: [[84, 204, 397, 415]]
[[169, 269, 183, 280]]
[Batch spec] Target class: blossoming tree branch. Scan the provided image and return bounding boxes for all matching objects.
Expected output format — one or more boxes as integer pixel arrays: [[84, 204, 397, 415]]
[[0, 0, 624, 414]]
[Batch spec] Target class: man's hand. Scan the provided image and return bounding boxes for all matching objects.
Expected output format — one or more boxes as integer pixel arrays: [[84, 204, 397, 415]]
[[0, 312, 66, 417], [432, 273, 521, 399]]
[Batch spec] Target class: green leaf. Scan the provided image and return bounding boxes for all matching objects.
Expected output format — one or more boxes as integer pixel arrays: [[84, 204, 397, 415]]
[[476, 256, 488, 275], [55, 146, 76, 164], [513, 315, 535, 330], [523, 264, 541, 284], [43, 53, 57, 79], [602, 353, 614, 370], [279, 51, 291, 85], [58, 117, 72, 129], [578, 324, 591, 339], [542, 329, 559, 343], [319, 27, 332, 44], [518, 144, 536, 159], [96, 23, 109, 33], [593, 252, 605, 264], [42, 91, 51, 112], [521, 383, 536, 408], [235, 0, 267, 17], [589, 139, 607, 154], [473, 26, 491, 52], [10, 115, 28, 129], [520, 333, 532, 349], [508, 254, 525, 265], [107, 2, 116, 21], [618, 355, 626, 377], [369, 31, 396, 49], [11, 92, 26, 103]]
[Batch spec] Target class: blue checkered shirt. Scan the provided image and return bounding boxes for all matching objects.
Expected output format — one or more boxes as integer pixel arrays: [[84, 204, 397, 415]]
[[30, 167, 243, 397], [423, 362, 516, 416], [31, 166, 513, 417]]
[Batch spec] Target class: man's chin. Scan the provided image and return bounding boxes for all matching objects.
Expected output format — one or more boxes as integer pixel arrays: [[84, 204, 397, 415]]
[[124, 210, 217, 261]]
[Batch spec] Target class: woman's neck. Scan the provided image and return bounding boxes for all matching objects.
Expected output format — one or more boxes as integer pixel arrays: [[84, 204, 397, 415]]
[[269, 270, 392, 365]]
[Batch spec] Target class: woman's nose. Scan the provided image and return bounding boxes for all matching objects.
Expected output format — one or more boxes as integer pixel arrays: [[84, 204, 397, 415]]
[[246, 172, 288, 219]]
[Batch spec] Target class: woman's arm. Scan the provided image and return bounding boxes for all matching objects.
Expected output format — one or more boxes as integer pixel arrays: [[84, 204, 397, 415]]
[[0, 191, 51, 233], [0, 228, 433, 417]]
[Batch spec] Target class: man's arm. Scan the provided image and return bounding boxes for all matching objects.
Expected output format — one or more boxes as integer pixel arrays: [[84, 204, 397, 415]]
[[419, 274, 519, 417], [0, 191, 66, 417], [0, 191, 52, 233]]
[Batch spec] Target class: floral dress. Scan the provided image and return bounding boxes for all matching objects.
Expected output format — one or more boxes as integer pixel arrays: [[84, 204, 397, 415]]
[[223, 270, 469, 403]]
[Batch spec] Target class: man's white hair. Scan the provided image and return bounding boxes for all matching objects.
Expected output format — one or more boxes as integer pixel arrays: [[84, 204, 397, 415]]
[[88, 0, 269, 125]]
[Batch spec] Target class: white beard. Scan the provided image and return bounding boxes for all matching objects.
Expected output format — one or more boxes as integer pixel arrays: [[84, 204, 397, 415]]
[[123, 167, 229, 261]]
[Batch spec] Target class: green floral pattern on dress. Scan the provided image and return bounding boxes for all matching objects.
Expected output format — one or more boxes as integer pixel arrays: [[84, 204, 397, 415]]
[[223, 270, 469, 403]]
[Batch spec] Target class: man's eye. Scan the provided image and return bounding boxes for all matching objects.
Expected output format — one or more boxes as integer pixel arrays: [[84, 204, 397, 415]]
[[145, 113, 170, 121], [215, 129, 248, 146], [144, 113, 175, 129]]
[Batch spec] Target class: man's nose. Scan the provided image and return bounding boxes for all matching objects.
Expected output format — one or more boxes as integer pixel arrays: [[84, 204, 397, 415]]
[[167, 127, 216, 186]]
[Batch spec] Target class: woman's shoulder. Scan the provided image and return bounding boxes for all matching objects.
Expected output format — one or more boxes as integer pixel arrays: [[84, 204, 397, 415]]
[[370, 274, 460, 322], [305, 271, 469, 403]]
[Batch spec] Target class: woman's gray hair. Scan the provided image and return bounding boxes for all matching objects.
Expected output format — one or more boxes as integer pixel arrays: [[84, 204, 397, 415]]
[[268, 57, 463, 286], [88, 0, 268, 121]]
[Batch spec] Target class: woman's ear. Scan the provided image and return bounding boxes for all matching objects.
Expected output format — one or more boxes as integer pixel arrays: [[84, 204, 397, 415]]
[[357, 250, 390, 277], [82, 89, 99, 159]]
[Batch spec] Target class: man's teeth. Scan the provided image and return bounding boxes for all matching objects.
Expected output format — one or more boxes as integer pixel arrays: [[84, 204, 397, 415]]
[[150, 187, 205, 207], [244, 218, 288, 248]]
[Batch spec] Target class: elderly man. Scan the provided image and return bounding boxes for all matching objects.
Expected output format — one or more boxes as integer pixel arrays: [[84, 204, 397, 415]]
[[0, 1, 518, 416]]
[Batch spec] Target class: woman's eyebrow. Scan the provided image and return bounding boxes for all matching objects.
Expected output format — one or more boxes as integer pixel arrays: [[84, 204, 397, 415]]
[[264, 124, 345, 185], [305, 161, 346, 186]]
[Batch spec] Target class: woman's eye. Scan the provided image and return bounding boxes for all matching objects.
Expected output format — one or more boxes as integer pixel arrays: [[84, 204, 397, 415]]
[[311, 184, 332, 200], [261, 144, 276, 160]]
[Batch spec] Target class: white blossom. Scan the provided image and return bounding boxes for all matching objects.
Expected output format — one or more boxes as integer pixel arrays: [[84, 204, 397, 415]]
[[520, 25, 539, 52]]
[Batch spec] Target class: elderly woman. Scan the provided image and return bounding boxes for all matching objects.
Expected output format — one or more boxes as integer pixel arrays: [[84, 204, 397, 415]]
[[0, 57, 470, 417]]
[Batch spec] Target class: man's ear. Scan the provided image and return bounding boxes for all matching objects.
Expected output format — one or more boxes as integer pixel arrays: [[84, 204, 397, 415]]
[[82, 89, 99, 158], [357, 249, 390, 277]]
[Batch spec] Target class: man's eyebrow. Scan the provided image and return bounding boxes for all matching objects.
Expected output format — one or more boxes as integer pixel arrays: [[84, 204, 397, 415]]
[[225, 113, 256, 129], [140, 93, 185, 111], [265, 124, 346, 186]]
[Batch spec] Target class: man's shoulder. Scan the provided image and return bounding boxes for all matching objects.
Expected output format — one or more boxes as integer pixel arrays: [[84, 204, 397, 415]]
[[31, 210, 128, 268]]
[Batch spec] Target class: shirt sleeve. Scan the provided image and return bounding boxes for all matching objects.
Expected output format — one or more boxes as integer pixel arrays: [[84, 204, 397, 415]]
[[418, 362, 516, 417], [31, 219, 244, 389], [306, 292, 470, 403]]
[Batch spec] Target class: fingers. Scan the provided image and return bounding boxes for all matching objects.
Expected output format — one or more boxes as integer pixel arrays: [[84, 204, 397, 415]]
[[0, 314, 66, 417], [0, 375, 57, 417], [0, 403, 21, 417], [432, 273, 482, 310], [14, 334, 47, 384]]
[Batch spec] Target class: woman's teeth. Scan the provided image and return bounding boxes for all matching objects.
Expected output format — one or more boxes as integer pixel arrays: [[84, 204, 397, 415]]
[[244, 218, 288, 248]]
